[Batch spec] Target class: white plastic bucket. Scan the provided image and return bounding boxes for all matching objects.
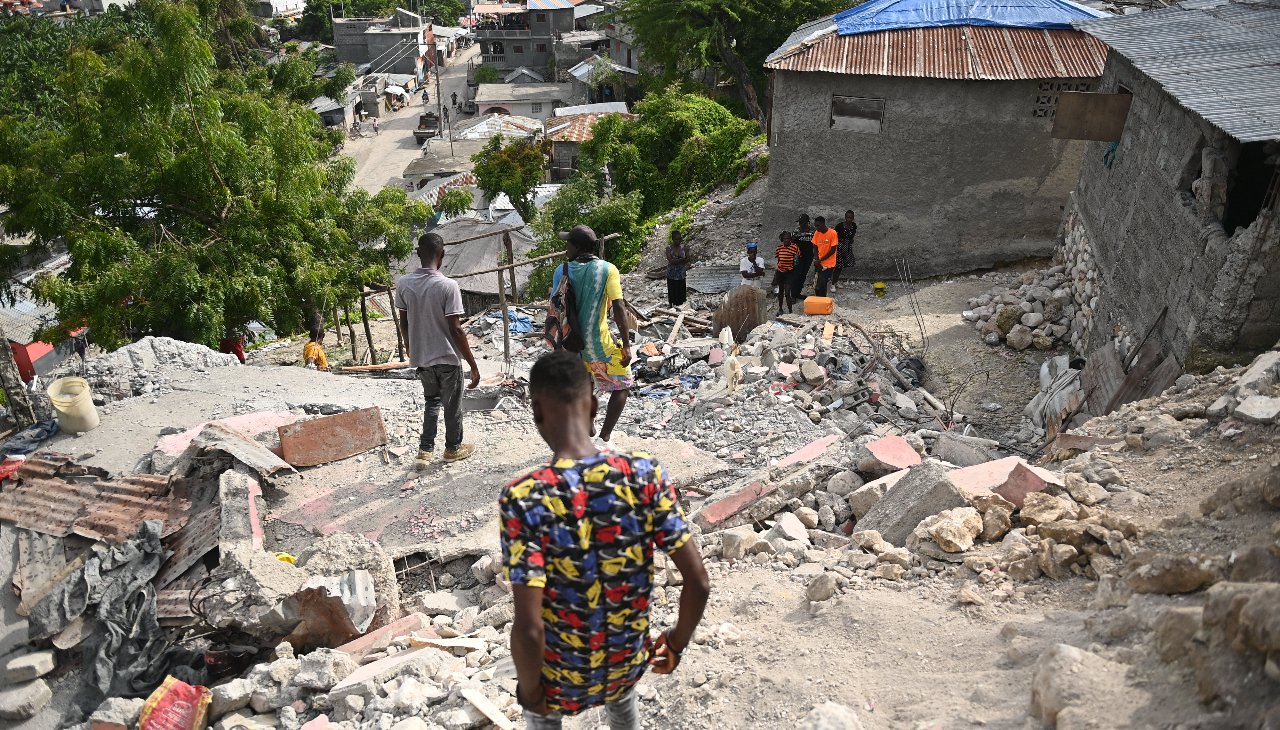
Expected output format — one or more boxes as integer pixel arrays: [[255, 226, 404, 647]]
[[47, 377, 100, 434]]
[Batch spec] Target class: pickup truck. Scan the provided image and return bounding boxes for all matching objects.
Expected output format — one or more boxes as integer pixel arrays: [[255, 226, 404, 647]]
[[413, 112, 441, 142]]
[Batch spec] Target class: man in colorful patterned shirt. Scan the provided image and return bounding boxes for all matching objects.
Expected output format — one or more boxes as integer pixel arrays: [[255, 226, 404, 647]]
[[501, 351, 711, 729]]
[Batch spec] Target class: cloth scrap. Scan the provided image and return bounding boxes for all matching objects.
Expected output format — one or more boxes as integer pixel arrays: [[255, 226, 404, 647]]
[[2, 418, 59, 456], [486, 309, 533, 334]]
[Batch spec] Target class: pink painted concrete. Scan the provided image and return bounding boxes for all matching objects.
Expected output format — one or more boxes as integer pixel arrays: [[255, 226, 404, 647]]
[[156, 411, 298, 456], [948, 457, 1062, 507], [334, 612, 430, 661], [993, 463, 1048, 509], [865, 435, 922, 470], [693, 481, 776, 531], [775, 434, 842, 469]]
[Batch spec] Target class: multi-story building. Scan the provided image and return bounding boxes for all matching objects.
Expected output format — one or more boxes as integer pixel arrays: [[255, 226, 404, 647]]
[[334, 9, 433, 82]]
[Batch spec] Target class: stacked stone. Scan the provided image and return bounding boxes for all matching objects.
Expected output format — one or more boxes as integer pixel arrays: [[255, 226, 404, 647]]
[[962, 266, 1077, 351], [1058, 205, 1101, 352]]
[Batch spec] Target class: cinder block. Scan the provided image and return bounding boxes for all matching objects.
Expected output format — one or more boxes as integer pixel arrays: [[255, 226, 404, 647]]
[[5, 651, 55, 683]]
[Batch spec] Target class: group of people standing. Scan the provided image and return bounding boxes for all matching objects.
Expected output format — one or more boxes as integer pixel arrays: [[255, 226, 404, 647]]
[[664, 211, 857, 315]]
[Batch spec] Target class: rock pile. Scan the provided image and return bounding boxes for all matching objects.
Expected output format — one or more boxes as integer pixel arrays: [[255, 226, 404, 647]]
[[962, 265, 1077, 351], [49, 336, 240, 404]]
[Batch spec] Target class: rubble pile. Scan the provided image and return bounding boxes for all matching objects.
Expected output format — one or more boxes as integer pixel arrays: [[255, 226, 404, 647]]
[[48, 336, 241, 405], [962, 265, 1078, 351]]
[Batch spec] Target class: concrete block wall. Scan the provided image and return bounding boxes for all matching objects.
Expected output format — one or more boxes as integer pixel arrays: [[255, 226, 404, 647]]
[[764, 71, 1090, 278], [1065, 52, 1280, 371]]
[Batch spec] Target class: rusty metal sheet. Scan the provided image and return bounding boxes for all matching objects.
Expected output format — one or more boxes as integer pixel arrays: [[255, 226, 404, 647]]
[[764, 26, 1108, 80], [154, 507, 220, 589], [1137, 354, 1184, 402], [1105, 340, 1163, 414], [0, 453, 190, 544], [712, 286, 768, 343], [279, 407, 388, 467], [156, 590, 195, 618], [1052, 92, 1133, 141], [1080, 344, 1124, 416], [191, 421, 294, 477]]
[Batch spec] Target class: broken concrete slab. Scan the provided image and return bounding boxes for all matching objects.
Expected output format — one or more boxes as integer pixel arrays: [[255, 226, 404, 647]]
[[334, 613, 430, 662], [89, 696, 146, 730], [279, 407, 389, 467], [4, 650, 55, 683], [406, 590, 473, 618], [692, 467, 818, 532], [295, 532, 400, 632], [948, 456, 1063, 508], [775, 434, 843, 469], [855, 462, 968, 547], [329, 645, 451, 700], [1235, 395, 1280, 424], [847, 470, 907, 520], [202, 546, 312, 639], [864, 435, 922, 471], [0, 678, 51, 720], [933, 432, 992, 468], [210, 678, 254, 720], [460, 689, 516, 730], [220, 471, 265, 550], [765, 512, 810, 544]]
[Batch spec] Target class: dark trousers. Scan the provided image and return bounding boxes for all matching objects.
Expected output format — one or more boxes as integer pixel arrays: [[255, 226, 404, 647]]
[[791, 258, 813, 299], [418, 364, 463, 452], [667, 277, 686, 306], [816, 267, 836, 297]]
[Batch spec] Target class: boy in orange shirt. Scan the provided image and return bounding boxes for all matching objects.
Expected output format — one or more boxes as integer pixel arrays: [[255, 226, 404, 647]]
[[811, 215, 839, 297]]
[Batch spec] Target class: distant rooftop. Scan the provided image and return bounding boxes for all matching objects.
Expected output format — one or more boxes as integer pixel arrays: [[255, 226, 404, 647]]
[[1075, 0, 1280, 143], [553, 101, 628, 116], [474, 83, 574, 104]]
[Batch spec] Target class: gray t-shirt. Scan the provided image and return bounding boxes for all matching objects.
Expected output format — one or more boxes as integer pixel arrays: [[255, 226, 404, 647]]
[[395, 268, 465, 368]]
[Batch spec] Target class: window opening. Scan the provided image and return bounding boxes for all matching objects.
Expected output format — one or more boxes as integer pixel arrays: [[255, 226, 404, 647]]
[[1223, 141, 1280, 235], [1034, 80, 1096, 118], [830, 96, 884, 133]]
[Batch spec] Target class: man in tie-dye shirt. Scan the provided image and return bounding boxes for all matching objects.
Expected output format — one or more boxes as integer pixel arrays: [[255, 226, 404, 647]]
[[500, 351, 710, 729]]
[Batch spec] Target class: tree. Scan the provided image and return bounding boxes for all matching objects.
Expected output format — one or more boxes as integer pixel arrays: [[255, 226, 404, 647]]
[[0, 0, 431, 350], [470, 135, 546, 224], [527, 173, 646, 298], [580, 85, 757, 217], [614, 0, 846, 126], [437, 188, 473, 218], [473, 65, 501, 84]]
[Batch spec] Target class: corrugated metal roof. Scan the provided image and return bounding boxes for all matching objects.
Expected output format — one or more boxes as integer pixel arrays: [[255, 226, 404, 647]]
[[0, 453, 191, 544], [546, 112, 635, 143], [154, 506, 220, 589], [527, 0, 574, 9], [766, 14, 839, 65], [764, 25, 1106, 80], [1075, 0, 1280, 142]]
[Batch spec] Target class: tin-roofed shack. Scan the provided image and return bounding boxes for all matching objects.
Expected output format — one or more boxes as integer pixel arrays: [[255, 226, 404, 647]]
[[1057, 0, 1280, 370], [403, 218, 537, 314], [763, 0, 1108, 278]]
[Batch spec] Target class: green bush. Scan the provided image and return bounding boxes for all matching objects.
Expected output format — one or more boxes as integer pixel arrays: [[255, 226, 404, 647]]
[[473, 66, 500, 84], [734, 172, 763, 197]]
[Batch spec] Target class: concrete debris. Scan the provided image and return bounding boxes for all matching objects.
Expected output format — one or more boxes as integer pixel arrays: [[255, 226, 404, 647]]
[[856, 461, 968, 547], [89, 696, 146, 730], [1029, 644, 1140, 727], [296, 532, 401, 632], [963, 266, 1075, 352], [50, 335, 240, 404], [1126, 553, 1223, 594], [0, 678, 52, 720], [4, 650, 55, 683], [795, 702, 865, 730]]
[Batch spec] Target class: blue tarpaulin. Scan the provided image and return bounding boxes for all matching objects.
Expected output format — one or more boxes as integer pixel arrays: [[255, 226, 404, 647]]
[[835, 0, 1104, 35], [485, 309, 533, 334]]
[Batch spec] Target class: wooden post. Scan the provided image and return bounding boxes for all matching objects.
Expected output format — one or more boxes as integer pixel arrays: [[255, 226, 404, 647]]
[[386, 287, 405, 362], [359, 290, 377, 365], [343, 305, 358, 361], [0, 322, 36, 430], [496, 269, 511, 364], [503, 232, 518, 305], [332, 305, 343, 345]]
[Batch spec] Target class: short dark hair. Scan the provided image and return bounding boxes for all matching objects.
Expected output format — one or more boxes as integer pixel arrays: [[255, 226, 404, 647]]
[[309, 327, 324, 341], [815, 215, 826, 225], [779, 231, 791, 241], [418, 232, 445, 264], [845, 209, 855, 217], [530, 350, 592, 402]]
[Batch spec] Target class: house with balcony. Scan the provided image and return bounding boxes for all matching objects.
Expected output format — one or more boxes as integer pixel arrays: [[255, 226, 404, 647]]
[[471, 0, 579, 70]]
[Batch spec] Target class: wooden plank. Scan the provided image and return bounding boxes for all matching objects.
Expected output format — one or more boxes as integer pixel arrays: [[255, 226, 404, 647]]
[[1104, 339, 1162, 414], [822, 322, 835, 346], [279, 407, 389, 467], [339, 361, 415, 372], [1137, 354, 1183, 402], [666, 312, 687, 345], [1079, 343, 1124, 416]]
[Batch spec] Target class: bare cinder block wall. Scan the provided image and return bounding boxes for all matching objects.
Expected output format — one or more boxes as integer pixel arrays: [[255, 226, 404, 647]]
[[763, 71, 1089, 278], [1069, 53, 1280, 372]]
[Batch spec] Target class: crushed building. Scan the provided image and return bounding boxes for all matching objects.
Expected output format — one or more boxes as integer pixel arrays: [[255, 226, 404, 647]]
[[1057, 0, 1280, 370], [762, 0, 1108, 277]]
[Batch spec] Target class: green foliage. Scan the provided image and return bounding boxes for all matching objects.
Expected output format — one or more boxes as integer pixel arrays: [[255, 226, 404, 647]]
[[580, 85, 756, 218], [0, 0, 431, 350], [437, 188, 473, 218], [470, 135, 546, 224], [296, 0, 462, 43], [734, 171, 762, 196], [473, 65, 501, 84], [527, 174, 648, 298], [614, 0, 846, 119], [271, 53, 356, 103]]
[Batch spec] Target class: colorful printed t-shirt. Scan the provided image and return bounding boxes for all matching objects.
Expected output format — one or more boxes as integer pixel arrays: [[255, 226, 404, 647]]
[[499, 449, 691, 715]]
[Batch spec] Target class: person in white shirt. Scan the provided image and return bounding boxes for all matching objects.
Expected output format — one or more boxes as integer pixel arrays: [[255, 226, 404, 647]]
[[740, 244, 766, 288]]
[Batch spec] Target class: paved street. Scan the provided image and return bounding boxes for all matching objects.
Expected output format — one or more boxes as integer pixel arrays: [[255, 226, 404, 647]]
[[348, 43, 479, 193]]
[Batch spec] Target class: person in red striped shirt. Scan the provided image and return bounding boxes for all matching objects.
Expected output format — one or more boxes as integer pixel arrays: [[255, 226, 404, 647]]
[[773, 231, 801, 315]]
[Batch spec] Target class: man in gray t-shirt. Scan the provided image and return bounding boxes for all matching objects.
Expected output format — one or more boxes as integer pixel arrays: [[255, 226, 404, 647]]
[[396, 233, 480, 466]]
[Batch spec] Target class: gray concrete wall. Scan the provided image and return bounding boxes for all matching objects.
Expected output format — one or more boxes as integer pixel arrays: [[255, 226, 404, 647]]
[[763, 71, 1088, 278], [1068, 52, 1280, 371]]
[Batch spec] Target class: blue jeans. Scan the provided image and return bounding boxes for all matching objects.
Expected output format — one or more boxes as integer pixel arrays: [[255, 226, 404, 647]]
[[418, 364, 463, 452], [523, 689, 641, 730], [816, 267, 836, 297]]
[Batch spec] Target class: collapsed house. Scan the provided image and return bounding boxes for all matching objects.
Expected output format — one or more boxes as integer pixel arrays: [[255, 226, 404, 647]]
[[1056, 0, 1280, 370], [762, 0, 1109, 277]]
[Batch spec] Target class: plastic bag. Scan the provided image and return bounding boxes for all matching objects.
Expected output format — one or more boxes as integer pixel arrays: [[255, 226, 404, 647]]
[[139, 677, 211, 730]]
